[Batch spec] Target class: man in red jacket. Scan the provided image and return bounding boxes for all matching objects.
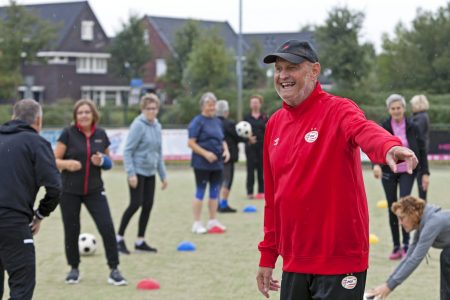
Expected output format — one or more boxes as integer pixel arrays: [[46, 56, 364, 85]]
[[256, 40, 419, 300]]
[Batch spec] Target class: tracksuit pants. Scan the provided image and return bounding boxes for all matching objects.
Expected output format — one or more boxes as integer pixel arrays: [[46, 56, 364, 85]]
[[245, 145, 264, 195], [0, 224, 35, 300], [60, 191, 119, 269]]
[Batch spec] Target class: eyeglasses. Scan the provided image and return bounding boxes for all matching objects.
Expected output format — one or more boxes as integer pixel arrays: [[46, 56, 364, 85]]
[[144, 107, 158, 111]]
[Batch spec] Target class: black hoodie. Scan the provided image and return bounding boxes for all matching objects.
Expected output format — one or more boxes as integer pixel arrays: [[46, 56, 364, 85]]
[[0, 120, 61, 226]]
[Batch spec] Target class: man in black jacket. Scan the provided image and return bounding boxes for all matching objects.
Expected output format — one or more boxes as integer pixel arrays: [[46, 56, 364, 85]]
[[0, 99, 61, 300], [216, 100, 251, 213]]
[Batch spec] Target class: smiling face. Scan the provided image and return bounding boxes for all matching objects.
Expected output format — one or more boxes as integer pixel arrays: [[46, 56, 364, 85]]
[[274, 58, 320, 107], [388, 100, 406, 122], [76, 104, 94, 128]]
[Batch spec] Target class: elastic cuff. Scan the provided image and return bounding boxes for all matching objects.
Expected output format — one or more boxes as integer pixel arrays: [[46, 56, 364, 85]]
[[35, 209, 44, 220], [259, 251, 278, 269]]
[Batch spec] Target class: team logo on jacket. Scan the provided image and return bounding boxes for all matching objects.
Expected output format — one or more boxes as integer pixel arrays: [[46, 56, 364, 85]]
[[274, 137, 280, 146], [341, 275, 357, 289], [304, 130, 318, 143]]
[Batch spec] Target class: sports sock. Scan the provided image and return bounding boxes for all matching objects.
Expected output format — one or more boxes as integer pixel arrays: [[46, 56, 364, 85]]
[[116, 235, 123, 242], [135, 238, 145, 246], [219, 199, 228, 208]]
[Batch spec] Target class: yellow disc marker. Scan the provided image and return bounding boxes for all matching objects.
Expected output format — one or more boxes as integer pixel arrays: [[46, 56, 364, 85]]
[[369, 234, 379, 245], [376, 200, 388, 209]]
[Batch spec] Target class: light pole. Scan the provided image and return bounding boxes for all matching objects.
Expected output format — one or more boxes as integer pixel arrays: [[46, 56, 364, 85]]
[[236, 0, 243, 121]]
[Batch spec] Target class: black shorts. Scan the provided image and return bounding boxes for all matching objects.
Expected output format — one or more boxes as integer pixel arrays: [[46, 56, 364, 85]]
[[281, 271, 367, 300], [194, 169, 223, 200]]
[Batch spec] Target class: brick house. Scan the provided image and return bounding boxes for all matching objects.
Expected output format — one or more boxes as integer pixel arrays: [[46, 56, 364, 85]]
[[0, 1, 128, 105]]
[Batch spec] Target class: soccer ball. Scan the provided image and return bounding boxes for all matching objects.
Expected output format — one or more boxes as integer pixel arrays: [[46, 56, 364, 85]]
[[235, 121, 252, 138], [79, 233, 97, 256]]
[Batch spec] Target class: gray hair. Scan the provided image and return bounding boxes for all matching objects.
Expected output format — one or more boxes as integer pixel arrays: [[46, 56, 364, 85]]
[[13, 99, 42, 125], [216, 100, 229, 117], [410, 94, 429, 112], [386, 94, 406, 108], [199, 92, 217, 107]]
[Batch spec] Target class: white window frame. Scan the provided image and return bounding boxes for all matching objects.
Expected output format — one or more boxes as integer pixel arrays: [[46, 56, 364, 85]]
[[155, 58, 167, 77], [81, 20, 94, 41]]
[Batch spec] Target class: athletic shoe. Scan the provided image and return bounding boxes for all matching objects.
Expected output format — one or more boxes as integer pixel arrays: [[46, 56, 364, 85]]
[[135, 241, 157, 253], [192, 222, 207, 234], [218, 205, 237, 213], [255, 193, 265, 200], [207, 219, 226, 231], [117, 240, 130, 255], [389, 247, 403, 260], [65, 268, 80, 284], [108, 269, 127, 286], [247, 194, 254, 199]]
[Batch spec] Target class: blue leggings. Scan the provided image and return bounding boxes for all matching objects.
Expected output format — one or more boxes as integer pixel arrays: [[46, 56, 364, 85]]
[[194, 169, 222, 200]]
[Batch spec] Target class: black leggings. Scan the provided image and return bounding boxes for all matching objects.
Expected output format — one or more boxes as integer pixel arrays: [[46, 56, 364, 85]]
[[245, 146, 264, 195], [381, 171, 416, 248], [118, 175, 155, 237], [60, 191, 119, 269], [416, 171, 427, 200]]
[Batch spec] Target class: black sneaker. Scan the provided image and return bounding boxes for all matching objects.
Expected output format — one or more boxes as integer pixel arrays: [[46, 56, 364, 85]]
[[135, 241, 157, 253], [117, 240, 130, 255], [108, 269, 127, 286], [65, 268, 80, 284], [218, 205, 237, 213]]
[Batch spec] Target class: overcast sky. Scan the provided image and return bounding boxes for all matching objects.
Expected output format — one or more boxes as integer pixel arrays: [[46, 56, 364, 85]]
[[2, 0, 448, 52]]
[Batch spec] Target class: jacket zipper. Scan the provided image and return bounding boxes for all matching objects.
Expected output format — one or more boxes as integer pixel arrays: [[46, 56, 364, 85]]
[[84, 134, 91, 195]]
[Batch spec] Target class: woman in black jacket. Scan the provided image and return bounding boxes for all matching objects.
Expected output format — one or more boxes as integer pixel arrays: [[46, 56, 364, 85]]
[[410, 94, 431, 200], [373, 94, 429, 261]]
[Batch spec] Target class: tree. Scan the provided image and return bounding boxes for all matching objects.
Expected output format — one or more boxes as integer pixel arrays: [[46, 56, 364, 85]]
[[162, 20, 202, 99], [243, 41, 266, 89], [377, 4, 450, 93], [0, 0, 56, 100], [109, 14, 151, 82], [315, 6, 374, 90], [183, 28, 235, 95]]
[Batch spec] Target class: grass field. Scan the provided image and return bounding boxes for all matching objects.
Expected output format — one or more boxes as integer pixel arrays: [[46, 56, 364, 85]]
[[4, 164, 449, 299]]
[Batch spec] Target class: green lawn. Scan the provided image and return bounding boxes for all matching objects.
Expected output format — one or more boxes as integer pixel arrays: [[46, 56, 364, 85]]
[[4, 164, 450, 299]]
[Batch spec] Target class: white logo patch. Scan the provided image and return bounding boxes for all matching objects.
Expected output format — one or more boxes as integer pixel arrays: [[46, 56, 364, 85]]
[[23, 239, 34, 244], [304, 130, 318, 143], [341, 275, 357, 290], [274, 137, 280, 146]]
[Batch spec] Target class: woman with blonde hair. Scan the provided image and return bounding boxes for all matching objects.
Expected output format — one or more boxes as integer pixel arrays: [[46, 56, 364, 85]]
[[367, 196, 450, 299], [410, 94, 431, 200], [116, 93, 168, 254]]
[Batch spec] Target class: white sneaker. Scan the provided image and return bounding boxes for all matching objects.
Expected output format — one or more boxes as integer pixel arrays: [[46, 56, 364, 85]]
[[207, 219, 226, 231], [192, 221, 207, 234]]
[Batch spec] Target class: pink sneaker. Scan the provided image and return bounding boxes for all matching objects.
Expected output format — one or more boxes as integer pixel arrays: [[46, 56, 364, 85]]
[[255, 193, 265, 200], [389, 248, 402, 260]]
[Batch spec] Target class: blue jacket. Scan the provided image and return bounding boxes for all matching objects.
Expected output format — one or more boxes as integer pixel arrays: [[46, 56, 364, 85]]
[[123, 114, 167, 180]]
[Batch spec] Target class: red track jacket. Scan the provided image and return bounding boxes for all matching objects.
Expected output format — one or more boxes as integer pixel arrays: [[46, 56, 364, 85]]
[[258, 83, 401, 274]]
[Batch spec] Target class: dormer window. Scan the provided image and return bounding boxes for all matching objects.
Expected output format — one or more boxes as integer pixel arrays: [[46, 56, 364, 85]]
[[81, 20, 94, 41]]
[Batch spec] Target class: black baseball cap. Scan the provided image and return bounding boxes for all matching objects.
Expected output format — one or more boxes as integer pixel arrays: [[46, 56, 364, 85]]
[[263, 40, 319, 64]]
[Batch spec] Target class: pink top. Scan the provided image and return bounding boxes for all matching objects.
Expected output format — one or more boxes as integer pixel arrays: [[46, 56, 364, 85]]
[[391, 118, 409, 173]]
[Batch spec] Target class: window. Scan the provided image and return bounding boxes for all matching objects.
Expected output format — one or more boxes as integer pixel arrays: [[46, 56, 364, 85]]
[[76, 57, 107, 74], [156, 58, 167, 77], [76, 57, 91, 73], [143, 29, 149, 45], [81, 21, 94, 41]]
